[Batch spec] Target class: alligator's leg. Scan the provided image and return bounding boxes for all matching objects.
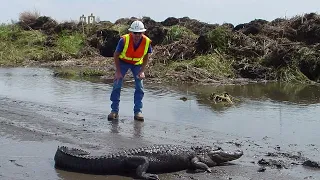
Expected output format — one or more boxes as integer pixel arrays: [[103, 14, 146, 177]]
[[191, 157, 214, 173], [124, 156, 159, 180]]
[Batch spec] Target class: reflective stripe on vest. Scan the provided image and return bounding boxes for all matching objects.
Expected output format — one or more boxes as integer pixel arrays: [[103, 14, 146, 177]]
[[119, 34, 151, 65]]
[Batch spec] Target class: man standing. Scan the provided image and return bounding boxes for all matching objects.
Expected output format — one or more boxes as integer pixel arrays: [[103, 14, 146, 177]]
[[108, 20, 152, 121]]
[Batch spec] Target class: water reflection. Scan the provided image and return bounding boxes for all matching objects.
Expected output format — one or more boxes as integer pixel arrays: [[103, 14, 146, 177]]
[[108, 119, 144, 138], [133, 121, 144, 138], [168, 82, 320, 108], [109, 120, 120, 134]]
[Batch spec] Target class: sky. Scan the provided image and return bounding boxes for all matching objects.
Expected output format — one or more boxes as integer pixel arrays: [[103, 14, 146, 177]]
[[1, 0, 319, 25]]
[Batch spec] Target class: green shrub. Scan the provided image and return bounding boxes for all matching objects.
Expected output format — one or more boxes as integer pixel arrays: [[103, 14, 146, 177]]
[[276, 66, 310, 82], [0, 24, 21, 41], [53, 68, 106, 78], [206, 26, 229, 52], [111, 24, 129, 35], [0, 24, 83, 64], [53, 69, 77, 77], [168, 54, 234, 79], [191, 54, 234, 77], [81, 69, 105, 76], [0, 41, 24, 66], [56, 32, 84, 55], [16, 30, 46, 46], [163, 25, 198, 44]]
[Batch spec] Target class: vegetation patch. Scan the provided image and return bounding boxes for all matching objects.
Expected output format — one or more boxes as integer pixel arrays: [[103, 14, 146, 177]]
[[275, 66, 310, 83], [56, 32, 84, 56], [111, 24, 129, 35], [0, 24, 46, 65], [205, 26, 230, 52], [81, 69, 106, 76], [53, 68, 106, 78], [162, 53, 234, 82], [190, 54, 234, 78], [163, 25, 198, 44]]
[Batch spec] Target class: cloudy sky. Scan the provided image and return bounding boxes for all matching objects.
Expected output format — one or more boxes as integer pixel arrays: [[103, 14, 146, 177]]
[[1, 0, 319, 25]]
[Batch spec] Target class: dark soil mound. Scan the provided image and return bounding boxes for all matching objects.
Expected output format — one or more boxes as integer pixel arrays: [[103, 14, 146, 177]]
[[95, 29, 120, 57], [161, 17, 179, 26], [234, 19, 269, 35], [54, 21, 80, 34], [144, 24, 168, 46], [18, 16, 58, 34], [177, 17, 219, 35]]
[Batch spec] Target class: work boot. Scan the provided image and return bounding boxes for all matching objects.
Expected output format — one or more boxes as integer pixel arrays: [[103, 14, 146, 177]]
[[134, 112, 144, 121], [107, 112, 119, 121]]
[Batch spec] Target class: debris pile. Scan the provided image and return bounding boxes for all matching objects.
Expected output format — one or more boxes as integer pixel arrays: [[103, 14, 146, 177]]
[[15, 12, 320, 83]]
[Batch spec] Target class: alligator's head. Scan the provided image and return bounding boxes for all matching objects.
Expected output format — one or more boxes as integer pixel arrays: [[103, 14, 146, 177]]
[[192, 146, 243, 164], [207, 149, 243, 164]]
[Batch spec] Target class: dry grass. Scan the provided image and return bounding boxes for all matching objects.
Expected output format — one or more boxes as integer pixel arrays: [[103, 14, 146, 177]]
[[19, 10, 40, 25]]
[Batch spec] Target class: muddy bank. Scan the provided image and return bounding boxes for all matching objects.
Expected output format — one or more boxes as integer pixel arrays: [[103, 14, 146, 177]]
[[1, 94, 319, 180]]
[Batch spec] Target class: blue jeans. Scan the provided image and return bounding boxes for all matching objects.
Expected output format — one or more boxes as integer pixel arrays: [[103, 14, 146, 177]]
[[110, 60, 144, 114]]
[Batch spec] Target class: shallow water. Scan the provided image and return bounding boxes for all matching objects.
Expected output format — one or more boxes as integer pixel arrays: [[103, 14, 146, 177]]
[[1, 68, 319, 147]]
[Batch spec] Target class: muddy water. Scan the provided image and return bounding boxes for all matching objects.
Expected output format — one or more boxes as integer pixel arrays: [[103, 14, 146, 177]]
[[1, 67, 320, 180]]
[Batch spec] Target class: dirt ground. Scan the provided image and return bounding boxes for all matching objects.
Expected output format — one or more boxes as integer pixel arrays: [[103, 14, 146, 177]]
[[0, 95, 319, 180]]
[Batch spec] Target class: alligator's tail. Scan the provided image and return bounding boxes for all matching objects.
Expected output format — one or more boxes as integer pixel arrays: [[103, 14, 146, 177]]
[[54, 146, 91, 171], [208, 149, 243, 164], [55, 146, 125, 174], [54, 146, 111, 174]]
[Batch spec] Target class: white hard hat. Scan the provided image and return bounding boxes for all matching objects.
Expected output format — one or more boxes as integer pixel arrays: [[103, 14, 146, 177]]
[[128, 20, 146, 32]]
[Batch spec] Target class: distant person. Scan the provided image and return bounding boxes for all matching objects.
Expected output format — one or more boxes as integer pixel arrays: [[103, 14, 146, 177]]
[[108, 20, 152, 121]]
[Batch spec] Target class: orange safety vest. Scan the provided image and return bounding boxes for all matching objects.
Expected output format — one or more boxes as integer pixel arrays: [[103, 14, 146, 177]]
[[119, 33, 151, 65]]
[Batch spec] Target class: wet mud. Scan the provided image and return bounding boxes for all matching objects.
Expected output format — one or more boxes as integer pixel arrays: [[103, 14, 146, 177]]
[[0, 96, 319, 180]]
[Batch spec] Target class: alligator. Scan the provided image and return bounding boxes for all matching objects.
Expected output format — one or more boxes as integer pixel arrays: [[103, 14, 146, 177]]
[[54, 144, 243, 180], [209, 92, 234, 104]]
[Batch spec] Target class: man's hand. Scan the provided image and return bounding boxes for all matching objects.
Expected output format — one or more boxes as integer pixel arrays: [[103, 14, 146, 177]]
[[137, 71, 145, 79], [114, 70, 123, 83]]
